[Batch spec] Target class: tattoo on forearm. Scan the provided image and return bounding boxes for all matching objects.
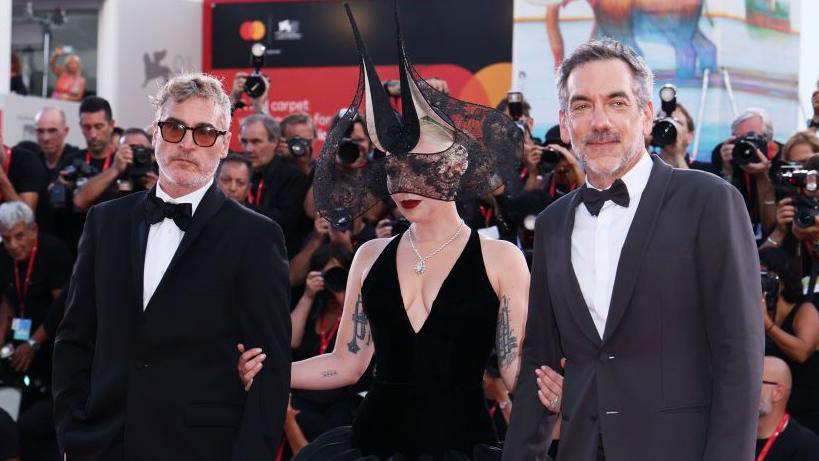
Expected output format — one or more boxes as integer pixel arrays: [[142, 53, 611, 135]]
[[496, 294, 519, 369], [347, 294, 372, 354], [321, 370, 338, 378]]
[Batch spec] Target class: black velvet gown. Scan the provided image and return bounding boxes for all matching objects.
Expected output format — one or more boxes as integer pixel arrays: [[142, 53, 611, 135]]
[[293, 229, 502, 460]]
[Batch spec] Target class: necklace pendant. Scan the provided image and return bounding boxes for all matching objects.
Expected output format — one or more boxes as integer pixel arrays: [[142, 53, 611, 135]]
[[415, 260, 426, 274]]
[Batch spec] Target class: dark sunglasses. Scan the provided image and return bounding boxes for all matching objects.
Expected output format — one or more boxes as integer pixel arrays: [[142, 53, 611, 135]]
[[157, 120, 227, 148]]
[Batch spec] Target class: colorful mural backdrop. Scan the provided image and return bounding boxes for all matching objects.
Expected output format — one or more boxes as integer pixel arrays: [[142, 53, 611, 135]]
[[514, 0, 802, 158]]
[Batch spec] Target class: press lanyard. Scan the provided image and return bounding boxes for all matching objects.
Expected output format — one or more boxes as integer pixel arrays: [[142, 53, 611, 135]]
[[248, 179, 264, 206], [14, 238, 38, 318], [756, 413, 789, 461], [319, 313, 341, 354], [86, 150, 112, 171]]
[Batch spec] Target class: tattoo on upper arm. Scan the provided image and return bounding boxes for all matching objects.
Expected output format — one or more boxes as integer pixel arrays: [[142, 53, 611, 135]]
[[347, 294, 372, 354], [321, 370, 338, 378], [496, 294, 519, 369]]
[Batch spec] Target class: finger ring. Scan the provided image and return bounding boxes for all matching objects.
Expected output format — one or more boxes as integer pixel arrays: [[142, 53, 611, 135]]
[[549, 397, 559, 409]]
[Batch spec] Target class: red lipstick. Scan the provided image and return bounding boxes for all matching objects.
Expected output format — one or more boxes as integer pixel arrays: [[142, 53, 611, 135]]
[[400, 200, 421, 209]]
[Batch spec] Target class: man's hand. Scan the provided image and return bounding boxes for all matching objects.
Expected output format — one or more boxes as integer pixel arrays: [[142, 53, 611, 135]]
[[523, 142, 544, 174], [775, 198, 795, 234], [551, 144, 585, 185], [426, 78, 450, 94], [720, 136, 736, 177], [113, 144, 134, 175], [740, 148, 771, 176], [329, 227, 354, 253], [792, 216, 819, 242], [230, 72, 270, 112], [11, 343, 35, 373], [312, 217, 330, 241]]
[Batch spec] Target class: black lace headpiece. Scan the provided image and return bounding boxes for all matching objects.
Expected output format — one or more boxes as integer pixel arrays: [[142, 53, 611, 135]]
[[314, 1, 523, 229]]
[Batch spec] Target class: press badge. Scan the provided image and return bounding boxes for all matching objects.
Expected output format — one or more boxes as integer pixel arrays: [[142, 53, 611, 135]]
[[12, 318, 32, 341]]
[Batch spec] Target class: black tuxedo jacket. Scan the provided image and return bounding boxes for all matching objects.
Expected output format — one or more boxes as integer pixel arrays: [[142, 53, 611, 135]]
[[503, 157, 764, 461], [53, 183, 291, 461]]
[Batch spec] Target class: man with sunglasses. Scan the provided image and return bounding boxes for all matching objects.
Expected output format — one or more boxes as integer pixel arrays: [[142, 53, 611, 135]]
[[756, 356, 819, 461], [53, 73, 291, 461]]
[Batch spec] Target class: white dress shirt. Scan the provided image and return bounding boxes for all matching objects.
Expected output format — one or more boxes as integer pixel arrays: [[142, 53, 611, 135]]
[[571, 153, 653, 338], [143, 179, 212, 309]]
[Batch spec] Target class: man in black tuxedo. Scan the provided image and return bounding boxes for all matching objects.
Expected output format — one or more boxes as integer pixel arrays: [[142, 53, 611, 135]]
[[53, 73, 291, 461], [503, 39, 764, 461]]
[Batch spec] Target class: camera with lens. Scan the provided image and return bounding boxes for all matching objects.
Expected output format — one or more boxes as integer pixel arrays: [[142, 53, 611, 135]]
[[761, 271, 779, 315], [243, 43, 269, 99], [49, 157, 100, 209], [650, 84, 678, 148], [389, 217, 411, 236], [322, 267, 349, 294], [772, 161, 818, 194], [288, 136, 311, 158], [538, 125, 570, 166], [790, 195, 819, 229], [127, 145, 157, 179], [731, 132, 768, 166], [337, 138, 361, 165]]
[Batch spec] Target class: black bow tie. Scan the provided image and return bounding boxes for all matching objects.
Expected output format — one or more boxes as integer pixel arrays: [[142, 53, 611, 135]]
[[581, 179, 630, 216], [145, 195, 193, 231]]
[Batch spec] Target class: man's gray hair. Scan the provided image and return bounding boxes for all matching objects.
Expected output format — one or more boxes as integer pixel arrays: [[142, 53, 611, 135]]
[[280, 112, 316, 137], [0, 202, 35, 233], [556, 38, 654, 112], [151, 73, 232, 130], [241, 114, 281, 141], [731, 107, 774, 141]]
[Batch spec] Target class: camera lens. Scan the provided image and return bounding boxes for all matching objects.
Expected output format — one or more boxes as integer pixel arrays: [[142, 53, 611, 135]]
[[650, 120, 677, 148], [337, 138, 360, 165], [243, 75, 266, 99], [732, 140, 757, 165], [288, 136, 310, 157]]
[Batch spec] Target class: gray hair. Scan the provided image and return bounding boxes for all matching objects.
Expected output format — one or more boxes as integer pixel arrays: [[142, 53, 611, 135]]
[[731, 107, 774, 141], [280, 112, 316, 137], [35, 107, 67, 126], [556, 38, 654, 112], [0, 202, 35, 233], [151, 73, 232, 130], [241, 114, 281, 141]]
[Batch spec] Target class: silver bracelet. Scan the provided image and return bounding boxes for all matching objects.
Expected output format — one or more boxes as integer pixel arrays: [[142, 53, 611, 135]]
[[766, 236, 781, 247]]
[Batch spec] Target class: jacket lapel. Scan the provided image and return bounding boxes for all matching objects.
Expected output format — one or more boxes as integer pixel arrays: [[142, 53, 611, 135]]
[[557, 189, 603, 346], [602, 156, 673, 343], [130, 190, 151, 311]]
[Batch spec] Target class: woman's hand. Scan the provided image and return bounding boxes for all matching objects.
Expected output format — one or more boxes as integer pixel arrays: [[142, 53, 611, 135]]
[[237, 343, 265, 391], [536, 361, 565, 414]]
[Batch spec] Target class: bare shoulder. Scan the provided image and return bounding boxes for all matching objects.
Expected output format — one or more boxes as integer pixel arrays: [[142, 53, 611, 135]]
[[356, 236, 398, 282], [477, 235, 529, 292], [478, 234, 526, 265]]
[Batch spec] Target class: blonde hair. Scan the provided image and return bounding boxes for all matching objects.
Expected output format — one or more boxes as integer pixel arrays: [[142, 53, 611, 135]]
[[783, 131, 819, 161], [151, 73, 231, 130]]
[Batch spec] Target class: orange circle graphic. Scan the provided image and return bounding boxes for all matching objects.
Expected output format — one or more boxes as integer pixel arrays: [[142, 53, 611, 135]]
[[250, 21, 266, 41]]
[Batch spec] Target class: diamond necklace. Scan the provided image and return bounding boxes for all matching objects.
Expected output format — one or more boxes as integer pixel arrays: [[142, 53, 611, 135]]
[[408, 220, 465, 275]]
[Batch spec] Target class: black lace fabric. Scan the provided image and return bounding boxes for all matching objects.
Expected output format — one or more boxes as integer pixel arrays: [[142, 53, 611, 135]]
[[313, 6, 523, 229]]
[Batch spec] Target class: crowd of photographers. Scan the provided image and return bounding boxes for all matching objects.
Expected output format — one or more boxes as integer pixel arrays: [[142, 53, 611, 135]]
[[0, 71, 818, 460]]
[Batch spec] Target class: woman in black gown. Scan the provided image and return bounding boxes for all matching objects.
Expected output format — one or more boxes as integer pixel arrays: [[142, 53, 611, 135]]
[[237, 3, 563, 459]]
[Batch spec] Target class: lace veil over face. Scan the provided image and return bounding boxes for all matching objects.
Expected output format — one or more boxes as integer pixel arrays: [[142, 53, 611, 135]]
[[313, 1, 523, 229]]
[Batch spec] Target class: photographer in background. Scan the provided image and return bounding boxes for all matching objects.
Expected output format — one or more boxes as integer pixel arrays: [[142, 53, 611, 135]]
[[0, 201, 72, 461], [0, 132, 47, 213], [279, 112, 317, 177], [72, 125, 155, 212], [781, 132, 819, 164], [216, 153, 253, 205], [807, 89, 819, 136], [756, 356, 819, 460], [653, 101, 714, 173], [758, 248, 819, 437], [35, 107, 80, 237], [712, 108, 782, 236], [240, 114, 309, 257], [229, 72, 270, 115]]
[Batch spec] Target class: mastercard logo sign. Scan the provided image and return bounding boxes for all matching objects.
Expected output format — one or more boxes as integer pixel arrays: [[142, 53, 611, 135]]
[[239, 20, 266, 41]]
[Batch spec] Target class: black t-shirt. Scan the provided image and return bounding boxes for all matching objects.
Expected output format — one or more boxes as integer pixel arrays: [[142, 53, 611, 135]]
[[61, 149, 118, 254], [36, 143, 81, 238], [5, 145, 47, 198], [755, 416, 819, 461]]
